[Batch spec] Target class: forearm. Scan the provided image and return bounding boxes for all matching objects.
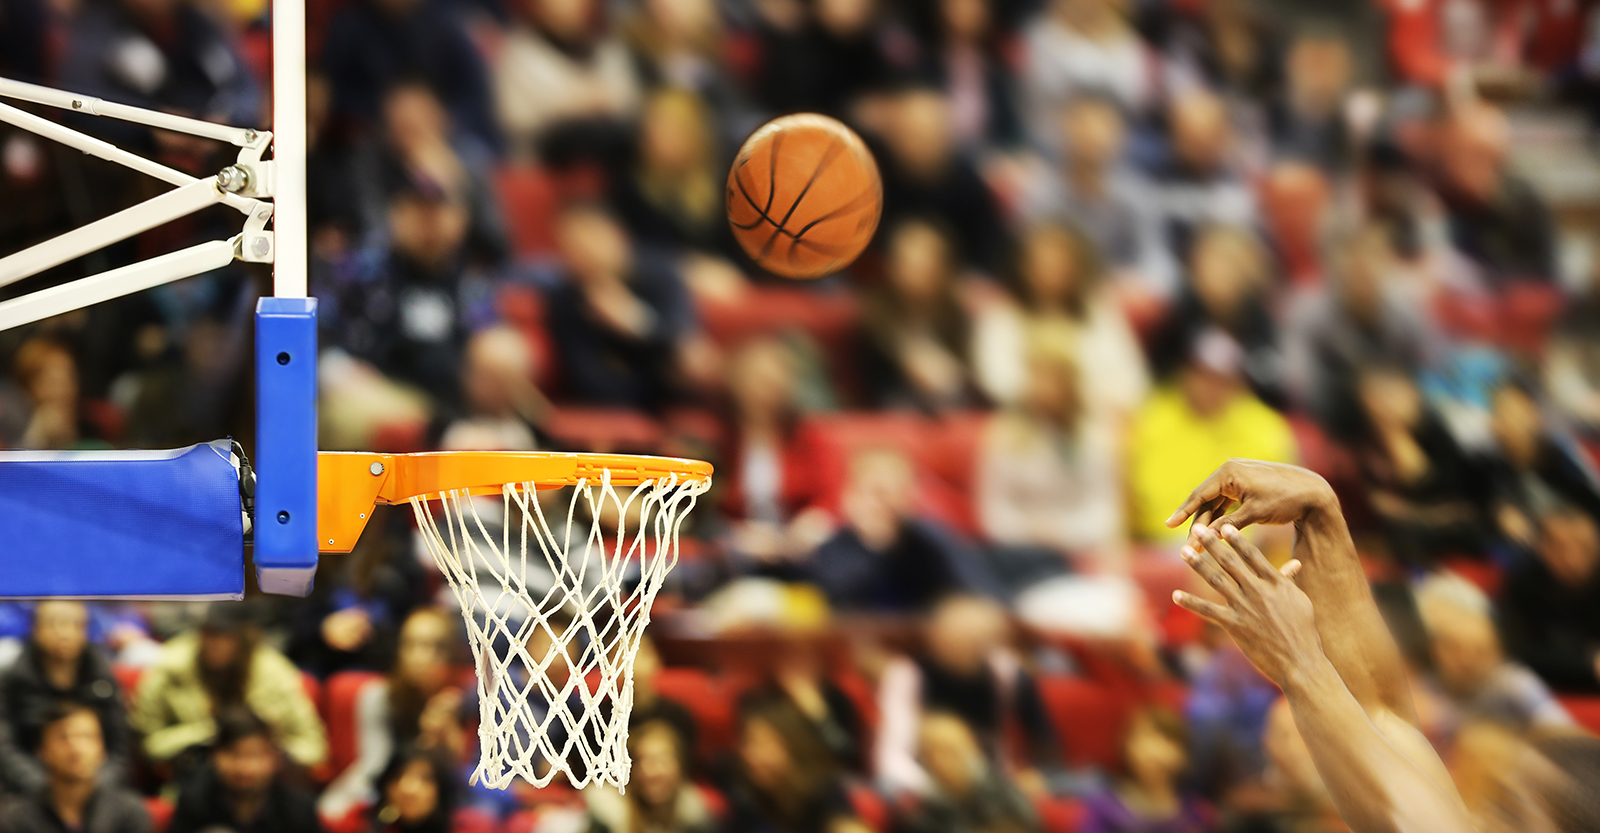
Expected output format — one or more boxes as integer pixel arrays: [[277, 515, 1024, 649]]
[[1283, 655, 1471, 833], [1294, 494, 1416, 721]]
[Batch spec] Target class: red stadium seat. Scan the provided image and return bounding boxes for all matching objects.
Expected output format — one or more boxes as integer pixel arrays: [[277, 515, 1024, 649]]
[[847, 782, 890, 833], [543, 407, 665, 454], [697, 286, 861, 395], [323, 671, 385, 777], [496, 166, 563, 260], [452, 807, 497, 833], [653, 668, 738, 766], [804, 412, 982, 535], [1036, 677, 1131, 770], [112, 665, 143, 703], [1033, 795, 1085, 833], [145, 797, 173, 833], [1559, 696, 1600, 735]]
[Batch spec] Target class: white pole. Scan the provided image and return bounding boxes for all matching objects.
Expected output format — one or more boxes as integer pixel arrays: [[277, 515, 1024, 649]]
[[272, 0, 307, 298], [0, 179, 224, 288], [0, 241, 236, 332], [0, 78, 259, 146]]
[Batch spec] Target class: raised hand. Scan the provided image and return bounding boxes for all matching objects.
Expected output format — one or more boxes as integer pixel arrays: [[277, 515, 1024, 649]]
[[1174, 524, 1320, 687], [1165, 459, 1337, 535]]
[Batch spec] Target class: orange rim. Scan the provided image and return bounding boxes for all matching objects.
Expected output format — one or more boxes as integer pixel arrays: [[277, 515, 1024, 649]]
[[316, 451, 713, 553]]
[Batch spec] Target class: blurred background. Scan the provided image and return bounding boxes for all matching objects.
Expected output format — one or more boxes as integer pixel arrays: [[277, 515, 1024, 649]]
[[4, 0, 1600, 831]]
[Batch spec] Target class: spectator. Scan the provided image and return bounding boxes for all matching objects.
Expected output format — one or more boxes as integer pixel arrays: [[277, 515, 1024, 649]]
[[585, 720, 715, 833], [320, 609, 466, 820], [908, 0, 1026, 151], [975, 334, 1126, 572], [1127, 329, 1295, 542], [1145, 90, 1258, 284], [723, 696, 864, 833], [438, 326, 547, 451], [897, 711, 1040, 833], [621, 0, 738, 115], [1283, 223, 1439, 440], [1434, 102, 1557, 286], [349, 81, 510, 268], [56, 0, 262, 157], [1484, 380, 1600, 549], [719, 337, 837, 561], [320, 0, 499, 150], [1219, 698, 1343, 833], [0, 702, 149, 833], [1544, 263, 1600, 433], [1159, 0, 1282, 104], [1268, 30, 1354, 173], [858, 218, 976, 411], [285, 508, 428, 679], [1501, 506, 1600, 693], [757, 635, 863, 771], [323, 181, 478, 413], [751, 0, 892, 118], [1081, 707, 1209, 833], [0, 601, 130, 795], [372, 747, 459, 833], [1151, 225, 1282, 408], [874, 86, 1008, 274], [493, 0, 641, 162], [1351, 366, 1487, 569], [130, 603, 327, 774], [10, 339, 90, 451], [1023, 0, 1155, 146], [1020, 95, 1163, 296], [875, 595, 1059, 799], [167, 708, 323, 833], [609, 88, 744, 264], [1259, 161, 1331, 288], [627, 635, 699, 762], [1412, 573, 1573, 742], [1183, 643, 1280, 803], [545, 202, 701, 410], [803, 449, 1004, 611], [972, 221, 1149, 418]]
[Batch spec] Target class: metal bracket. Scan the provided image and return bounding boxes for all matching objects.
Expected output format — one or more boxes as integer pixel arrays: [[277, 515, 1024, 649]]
[[236, 200, 275, 263]]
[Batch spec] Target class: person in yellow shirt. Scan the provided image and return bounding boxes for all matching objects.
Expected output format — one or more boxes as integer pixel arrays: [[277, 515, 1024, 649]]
[[1129, 329, 1296, 541]]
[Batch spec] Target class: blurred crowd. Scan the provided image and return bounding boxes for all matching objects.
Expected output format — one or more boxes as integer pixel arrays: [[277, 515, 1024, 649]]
[[8, 0, 1600, 830]]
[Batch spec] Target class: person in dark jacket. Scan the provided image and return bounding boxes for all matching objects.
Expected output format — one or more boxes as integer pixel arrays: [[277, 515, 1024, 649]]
[[545, 203, 699, 410], [372, 746, 459, 833], [320, 0, 500, 151], [1484, 381, 1600, 550], [1501, 507, 1600, 693], [0, 702, 149, 833], [167, 707, 322, 833], [722, 696, 864, 833], [0, 601, 130, 795], [800, 449, 1005, 613]]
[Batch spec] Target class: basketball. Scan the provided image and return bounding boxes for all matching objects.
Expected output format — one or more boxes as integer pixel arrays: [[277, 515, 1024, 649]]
[[726, 114, 883, 279]]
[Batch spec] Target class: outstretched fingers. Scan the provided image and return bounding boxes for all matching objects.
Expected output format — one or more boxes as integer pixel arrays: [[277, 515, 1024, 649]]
[[1221, 524, 1279, 581], [1167, 473, 1227, 528], [1182, 541, 1242, 603], [1173, 590, 1232, 625], [1195, 525, 1258, 591]]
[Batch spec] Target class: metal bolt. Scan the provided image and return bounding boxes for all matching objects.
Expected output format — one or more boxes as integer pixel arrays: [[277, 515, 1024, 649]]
[[216, 166, 249, 193], [243, 129, 257, 142], [277, 511, 290, 524], [251, 237, 270, 258], [359, 513, 366, 519], [369, 462, 385, 476], [257, 209, 270, 220], [328, 539, 335, 545], [71, 100, 82, 110]]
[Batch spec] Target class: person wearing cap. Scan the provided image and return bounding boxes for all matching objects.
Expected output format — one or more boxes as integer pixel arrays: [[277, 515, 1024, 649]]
[[1127, 328, 1296, 542], [130, 604, 326, 778]]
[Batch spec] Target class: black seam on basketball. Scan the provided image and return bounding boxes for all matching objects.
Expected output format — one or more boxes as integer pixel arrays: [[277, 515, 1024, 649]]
[[730, 167, 773, 230], [759, 137, 845, 261], [791, 184, 881, 242]]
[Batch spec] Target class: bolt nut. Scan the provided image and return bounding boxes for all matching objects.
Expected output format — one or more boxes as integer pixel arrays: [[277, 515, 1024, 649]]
[[250, 237, 271, 258], [71, 100, 82, 110], [369, 462, 385, 476]]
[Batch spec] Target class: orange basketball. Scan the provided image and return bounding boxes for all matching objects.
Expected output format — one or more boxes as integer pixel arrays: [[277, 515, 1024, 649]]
[[726, 114, 883, 279]]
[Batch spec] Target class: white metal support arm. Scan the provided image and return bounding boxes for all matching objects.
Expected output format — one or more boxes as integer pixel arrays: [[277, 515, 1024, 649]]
[[0, 77, 279, 332]]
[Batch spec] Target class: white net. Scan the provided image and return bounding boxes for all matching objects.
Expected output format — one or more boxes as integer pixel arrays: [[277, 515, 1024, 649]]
[[409, 469, 709, 791]]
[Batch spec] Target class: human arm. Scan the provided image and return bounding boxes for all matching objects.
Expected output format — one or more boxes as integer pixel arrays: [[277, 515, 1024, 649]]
[[1166, 460, 1415, 723], [1174, 525, 1471, 833]]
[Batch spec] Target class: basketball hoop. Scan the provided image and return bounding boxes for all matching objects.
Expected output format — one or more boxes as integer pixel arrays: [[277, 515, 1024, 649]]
[[320, 452, 712, 790]]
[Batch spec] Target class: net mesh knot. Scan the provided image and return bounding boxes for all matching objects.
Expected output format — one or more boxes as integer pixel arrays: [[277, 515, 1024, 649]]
[[410, 469, 708, 791]]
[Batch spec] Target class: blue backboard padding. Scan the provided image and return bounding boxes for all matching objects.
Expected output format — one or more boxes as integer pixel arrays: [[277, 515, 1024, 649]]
[[254, 297, 319, 596], [0, 442, 243, 598]]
